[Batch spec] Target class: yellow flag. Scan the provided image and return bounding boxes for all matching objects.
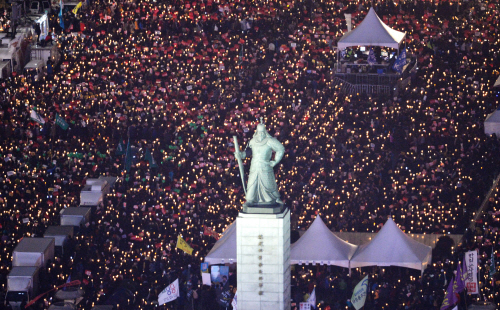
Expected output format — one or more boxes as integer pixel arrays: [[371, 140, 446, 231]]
[[176, 235, 193, 255], [72, 2, 82, 15]]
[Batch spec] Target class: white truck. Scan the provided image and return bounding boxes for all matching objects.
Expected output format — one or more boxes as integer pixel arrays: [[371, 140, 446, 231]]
[[50, 0, 86, 14], [44, 225, 74, 247], [29, 0, 51, 14], [6, 266, 40, 310], [23, 59, 46, 81], [0, 60, 11, 78], [60, 207, 91, 227], [31, 43, 60, 66], [12, 237, 55, 268], [80, 177, 113, 206], [0, 46, 22, 74], [0, 31, 31, 75]]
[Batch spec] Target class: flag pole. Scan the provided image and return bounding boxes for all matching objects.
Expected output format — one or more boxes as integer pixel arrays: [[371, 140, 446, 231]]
[[463, 290, 468, 310], [50, 120, 55, 162], [478, 262, 481, 304]]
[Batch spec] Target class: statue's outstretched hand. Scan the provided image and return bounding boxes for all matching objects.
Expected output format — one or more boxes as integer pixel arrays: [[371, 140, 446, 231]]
[[235, 151, 245, 160]]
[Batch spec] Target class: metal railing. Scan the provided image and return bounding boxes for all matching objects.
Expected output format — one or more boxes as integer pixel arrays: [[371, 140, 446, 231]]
[[335, 72, 400, 86], [333, 77, 392, 95]]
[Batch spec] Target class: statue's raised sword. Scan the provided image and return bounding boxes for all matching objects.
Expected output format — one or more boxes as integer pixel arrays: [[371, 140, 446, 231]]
[[233, 135, 247, 195]]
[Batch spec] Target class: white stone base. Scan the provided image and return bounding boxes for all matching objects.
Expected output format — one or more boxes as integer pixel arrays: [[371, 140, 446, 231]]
[[236, 208, 291, 310]]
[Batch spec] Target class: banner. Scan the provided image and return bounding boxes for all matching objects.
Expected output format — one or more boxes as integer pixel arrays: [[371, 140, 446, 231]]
[[231, 291, 237, 310], [202, 273, 211, 286], [26, 280, 81, 307], [344, 13, 352, 32], [300, 303, 311, 310], [201, 262, 209, 273], [158, 279, 180, 305], [215, 284, 232, 308], [211, 265, 229, 284], [176, 235, 193, 255], [351, 275, 369, 310], [465, 250, 479, 294], [30, 110, 45, 124], [204, 225, 220, 240], [55, 113, 69, 130]]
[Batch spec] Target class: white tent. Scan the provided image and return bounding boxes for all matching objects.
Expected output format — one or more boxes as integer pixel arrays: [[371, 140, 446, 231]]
[[205, 216, 358, 267], [484, 108, 500, 136], [204, 222, 237, 265], [350, 217, 431, 273], [290, 216, 358, 268], [494, 75, 500, 88], [337, 7, 406, 50]]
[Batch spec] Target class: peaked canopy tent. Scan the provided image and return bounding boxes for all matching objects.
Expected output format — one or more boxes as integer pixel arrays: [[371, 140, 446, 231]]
[[204, 221, 237, 265], [290, 216, 358, 268], [494, 75, 500, 88], [204, 216, 358, 268], [484, 107, 500, 136], [350, 217, 432, 274], [337, 7, 406, 50]]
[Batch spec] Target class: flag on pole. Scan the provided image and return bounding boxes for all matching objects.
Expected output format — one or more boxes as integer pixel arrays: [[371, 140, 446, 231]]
[[59, 0, 64, 29], [176, 235, 193, 255], [307, 287, 316, 309], [63, 274, 71, 291], [441, 278, 458, 310], [30, 110, 45, 124], [490, 251, 496, 278], [72, 1, 82, 14], [145, 148, 158, 168], [55, 114, 69, 130], [115, 140, 126, 155], [203, 225, 220, 240], [351, 275, 369, 310], [453, 262, 465, 293], [392, 48, 406, 73], [124, 139, 132, 171], [158, 279, 180, 305], [455, 259, 466, 293], [367, 48, 376, 66]]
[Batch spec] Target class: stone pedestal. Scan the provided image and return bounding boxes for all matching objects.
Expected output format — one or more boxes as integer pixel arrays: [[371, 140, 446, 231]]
[[236, 208, 291, 310]]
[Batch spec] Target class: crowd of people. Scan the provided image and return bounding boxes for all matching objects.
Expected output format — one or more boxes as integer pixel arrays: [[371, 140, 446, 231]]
[[1, 0, 500, 309]]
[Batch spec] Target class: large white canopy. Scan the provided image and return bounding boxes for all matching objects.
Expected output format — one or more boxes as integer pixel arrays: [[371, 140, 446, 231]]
[[205, 216, 431, 273], [337, 7, 406, 50], [484, 108, 500, 136], [290, 216, 358, 268], [205, 217, 358, 267], [204, 221, 237, 265], [350, 217, 432, 272]]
